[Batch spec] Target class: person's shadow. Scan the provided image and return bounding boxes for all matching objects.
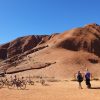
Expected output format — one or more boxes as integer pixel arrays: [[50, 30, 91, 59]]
[[90, 87, 100, 89]]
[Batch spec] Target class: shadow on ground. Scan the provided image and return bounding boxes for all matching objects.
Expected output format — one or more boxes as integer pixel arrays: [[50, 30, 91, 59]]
[[90, 87, 100, 89]]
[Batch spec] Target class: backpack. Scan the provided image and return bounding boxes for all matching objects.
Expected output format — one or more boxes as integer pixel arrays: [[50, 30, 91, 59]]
[[77, 74, 83, 82]]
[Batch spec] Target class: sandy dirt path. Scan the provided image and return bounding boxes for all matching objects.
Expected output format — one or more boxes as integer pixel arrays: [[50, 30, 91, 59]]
[[0, 81, 100, 100]]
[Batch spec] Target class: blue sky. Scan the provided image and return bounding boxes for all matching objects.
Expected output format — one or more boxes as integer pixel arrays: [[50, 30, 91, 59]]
[[0, 0, 100, 44]]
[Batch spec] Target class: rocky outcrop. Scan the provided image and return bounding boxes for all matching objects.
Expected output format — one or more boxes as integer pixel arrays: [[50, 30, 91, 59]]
[[6, 62, 56, 74], [1, 24, 100, 59], [0, 35, 50, 59], [0, 43, 10, 59], [0, 23, 100, 59], [0, 48, 7, 59], [56, 23, 100, 57], [1, 23, 100, 77], [0, 33, 59, 60]]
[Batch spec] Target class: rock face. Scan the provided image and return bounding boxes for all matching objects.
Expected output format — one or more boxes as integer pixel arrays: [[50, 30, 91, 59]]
[[55, 23, 100, 57], [1, 23, 100, 78], [0, 35, 49, 59], [0, 34, 59, 59], [0, 48, 7, 59], [1, 23, 100, 60]]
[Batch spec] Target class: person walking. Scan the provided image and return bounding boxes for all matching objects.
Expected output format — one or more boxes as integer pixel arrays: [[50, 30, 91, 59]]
[[85, 69, 91, 88], [76, 71, 83, 89]]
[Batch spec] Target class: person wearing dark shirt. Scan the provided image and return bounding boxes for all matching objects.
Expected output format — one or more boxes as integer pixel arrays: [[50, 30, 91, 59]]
[[76, 71, 83, 89]]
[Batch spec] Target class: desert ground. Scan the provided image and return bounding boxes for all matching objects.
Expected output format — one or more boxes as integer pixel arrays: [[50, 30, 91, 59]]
[[0, 79, 100, 100]]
